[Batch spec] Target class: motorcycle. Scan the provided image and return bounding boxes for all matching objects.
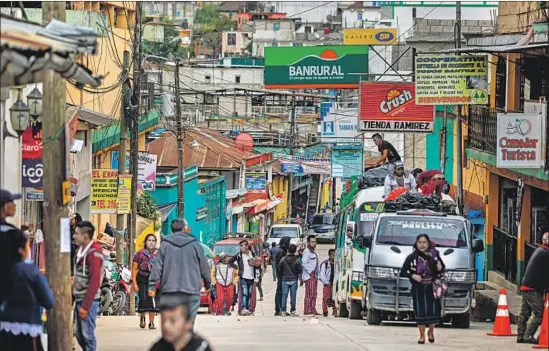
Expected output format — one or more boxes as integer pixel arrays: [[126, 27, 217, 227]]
[[110, 264, 132, 316], [98, 260, 116, 315]]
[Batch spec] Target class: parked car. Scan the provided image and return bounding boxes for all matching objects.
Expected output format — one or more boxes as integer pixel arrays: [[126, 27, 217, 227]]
[[213, 232, 264, 262], [309, 213, 336, 243]]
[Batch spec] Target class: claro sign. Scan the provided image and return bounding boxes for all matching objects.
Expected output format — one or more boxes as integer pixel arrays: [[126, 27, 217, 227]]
[[496, 113, 545, 169], [359, 82, 434, 132]]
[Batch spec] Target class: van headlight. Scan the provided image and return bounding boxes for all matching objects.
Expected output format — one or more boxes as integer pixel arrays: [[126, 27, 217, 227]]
[[445, 270, 477, 283], [366, 266, 394, 279]]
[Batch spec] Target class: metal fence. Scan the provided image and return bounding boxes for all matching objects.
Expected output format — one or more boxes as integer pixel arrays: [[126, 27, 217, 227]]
[[467, 106, 499, 154], [493, 226, 517, 284]]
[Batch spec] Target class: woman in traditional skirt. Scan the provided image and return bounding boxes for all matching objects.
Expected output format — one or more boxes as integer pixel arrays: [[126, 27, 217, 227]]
[[211, 254, 238, 315], [132, 234, 159, 329], [400, 234, 445, 344]]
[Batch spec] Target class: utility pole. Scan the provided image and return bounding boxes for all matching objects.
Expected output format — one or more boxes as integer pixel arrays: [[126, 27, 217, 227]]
[[175, 59, 185, 218], [440, 107, 447, 173], [116, 51, 130, 265], [455, 1, 464, 215], [128, 1, 142, 316], [42, 3, 71, 350], [287, 93, 296, 216]]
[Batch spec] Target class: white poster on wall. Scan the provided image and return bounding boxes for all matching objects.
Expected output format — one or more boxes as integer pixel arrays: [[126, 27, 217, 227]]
[[321, 108, 362, 144], [496, 113, 544, 169]]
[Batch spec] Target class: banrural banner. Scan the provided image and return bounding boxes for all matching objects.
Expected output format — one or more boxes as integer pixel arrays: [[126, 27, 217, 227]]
[[496, 113, 544, 169], [359, 82, 434, 132], [343, 28, 397, 45], [264, 46, 369, 89], [91, 169, 118, 214], [415, 54, 489, 105]]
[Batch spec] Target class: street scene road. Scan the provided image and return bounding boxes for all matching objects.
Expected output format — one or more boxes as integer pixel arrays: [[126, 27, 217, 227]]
[[91, 245, 535, 351]]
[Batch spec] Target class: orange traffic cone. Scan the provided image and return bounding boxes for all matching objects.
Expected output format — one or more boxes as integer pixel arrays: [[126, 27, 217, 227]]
[[533, 294, 549, 349], [487, 288, 517, 337]]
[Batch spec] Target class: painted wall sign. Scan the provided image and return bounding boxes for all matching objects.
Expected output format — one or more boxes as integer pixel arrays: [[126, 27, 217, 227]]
[[344, 28, 398, 45], [496, 113, 544, 168]]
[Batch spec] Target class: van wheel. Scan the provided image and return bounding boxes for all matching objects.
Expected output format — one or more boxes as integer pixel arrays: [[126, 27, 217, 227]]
[[367, 308, 382, 325], [349, 300, 362, 320], [451, 313, 471, 329], [338, 303, 349, 318]]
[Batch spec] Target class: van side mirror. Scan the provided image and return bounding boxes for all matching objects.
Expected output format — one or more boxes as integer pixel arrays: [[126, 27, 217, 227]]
[[361, 235, 372, 248], [472, 239, 484, 253]]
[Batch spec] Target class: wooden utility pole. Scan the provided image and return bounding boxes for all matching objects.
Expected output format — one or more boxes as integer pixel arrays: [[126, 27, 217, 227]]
[[175, 59, 185, 218], [128, 2, 142, 316], [42, 3, 71, 350], [115, 51, 130, 264], [455, 1, 464, 215], [287, 93, 296, 216]]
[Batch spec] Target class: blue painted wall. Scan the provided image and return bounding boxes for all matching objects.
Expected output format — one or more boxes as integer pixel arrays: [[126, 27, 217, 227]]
[[425, 105, 455, 184]]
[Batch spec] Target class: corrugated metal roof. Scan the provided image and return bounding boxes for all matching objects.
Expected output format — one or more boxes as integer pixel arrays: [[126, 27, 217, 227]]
[[146, 127, 259, 170], [66, 106, 113, 129]]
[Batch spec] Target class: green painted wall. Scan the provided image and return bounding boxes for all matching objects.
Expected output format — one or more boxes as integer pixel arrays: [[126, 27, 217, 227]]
[[425, 106, 455, 184]]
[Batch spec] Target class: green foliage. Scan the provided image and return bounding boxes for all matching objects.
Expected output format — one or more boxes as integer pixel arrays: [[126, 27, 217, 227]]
[[136, 191, 159, 223], [195, 4, 219, 24]]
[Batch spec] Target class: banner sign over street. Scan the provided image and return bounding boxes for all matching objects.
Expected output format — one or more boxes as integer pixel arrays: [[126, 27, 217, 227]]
[[112, 151, 158, 191], [415, 55, 489, 105], [91, 169, 118, 214], [331, 145, 364, 178], [264, 46, 369, 89], [359, 82, 434, 132], [245, 172, 267, 191], [281, 156, 331, 175], [496, 113, 544, 169], [343, 28, 397, 45], [321, 109, 361, 144]]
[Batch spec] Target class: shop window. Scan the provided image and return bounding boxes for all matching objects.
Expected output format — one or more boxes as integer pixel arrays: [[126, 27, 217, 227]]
[[520, 54, 548, 110], [495, 56, 506, 110], [499, 179, 518, 237], [227, 33, 237, 46]]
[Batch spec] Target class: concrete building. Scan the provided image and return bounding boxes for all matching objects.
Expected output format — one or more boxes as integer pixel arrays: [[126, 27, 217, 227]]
[[252, 18, 296, 56], [222, 30, 253, 56], [143, 2, 195, 28]]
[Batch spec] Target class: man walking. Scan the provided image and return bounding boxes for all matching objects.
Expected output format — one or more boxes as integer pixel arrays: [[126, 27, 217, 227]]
[[320, 249, 337, 317], [517, 231, 549, 344], [72, 221, 104, 351], [277, 244, 302, 316], [0, 189, 21, 227], [269, 242, 281, 281], [302, 235, 320, 316], [148, 219, 211, 326], [229, 239, 260, 316], [274, 237, 291, 316]]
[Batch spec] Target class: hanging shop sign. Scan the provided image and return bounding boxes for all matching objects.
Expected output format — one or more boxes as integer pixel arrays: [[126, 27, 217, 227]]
[[321, 109, 361, 144], [22, 158, 43, 188], [415, 54, 489, 105], [90, 169, 118, 214], [359, 82, 434, 132], [245, 172, 267, 192], [264, 45, 369, 89], [117, 175, 132, 215], [111, 151, 158, 191], [331, 145, 364, 178], [344, 28, 397, 45], [21, 120, 43, 159], [281, 156, 331, 175], [496, 113, 544, 169], [25, 188, 43, 201]]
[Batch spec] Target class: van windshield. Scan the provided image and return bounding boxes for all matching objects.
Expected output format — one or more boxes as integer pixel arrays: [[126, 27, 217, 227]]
[[357, 202, 383, 237], [269, 227, 299, 238], [312, 215, 334, 225], [376, 217, 468, 248]]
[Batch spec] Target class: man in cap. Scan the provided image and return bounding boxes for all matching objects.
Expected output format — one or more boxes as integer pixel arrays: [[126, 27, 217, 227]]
[[148, 219, 212, 327], [383, 161, 416, 197], [366, 133, 402, 170], [0, 189, 21, 227]]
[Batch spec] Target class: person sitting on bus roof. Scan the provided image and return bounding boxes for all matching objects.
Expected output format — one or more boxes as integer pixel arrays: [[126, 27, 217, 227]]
[[383, 161, 416, 197]]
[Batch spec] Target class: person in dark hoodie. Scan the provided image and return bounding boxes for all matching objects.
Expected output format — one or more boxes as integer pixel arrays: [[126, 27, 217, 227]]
[[148, 219, 211, 328], [277, 244, 302, 316], [274, 236, 291, 316], [72, 221, 104, 351]]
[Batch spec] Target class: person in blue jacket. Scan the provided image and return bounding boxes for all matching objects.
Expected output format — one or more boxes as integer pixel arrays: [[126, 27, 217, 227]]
[[0, 226, 54, 350]]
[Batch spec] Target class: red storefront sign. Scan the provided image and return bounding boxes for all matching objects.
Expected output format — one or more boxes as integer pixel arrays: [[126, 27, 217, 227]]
[[359, 82, 434, 132], [21, 121, 43, 159]]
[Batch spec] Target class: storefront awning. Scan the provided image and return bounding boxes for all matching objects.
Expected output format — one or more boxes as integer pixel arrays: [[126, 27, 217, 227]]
[[158, 203, 177, 223], [226, 188, 248, 199], [246, 194, 283, 215]]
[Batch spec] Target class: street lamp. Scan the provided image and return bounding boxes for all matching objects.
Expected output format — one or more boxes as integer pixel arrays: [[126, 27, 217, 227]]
[[6, 90, 30, 138], [27, 86, 43, 118]]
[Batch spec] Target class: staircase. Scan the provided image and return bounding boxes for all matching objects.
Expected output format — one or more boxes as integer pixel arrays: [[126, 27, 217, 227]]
[[307, 175, 321, 219]]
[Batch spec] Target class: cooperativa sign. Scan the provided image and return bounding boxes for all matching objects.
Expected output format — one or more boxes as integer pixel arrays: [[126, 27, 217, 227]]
[[496, 113, 544, 168]]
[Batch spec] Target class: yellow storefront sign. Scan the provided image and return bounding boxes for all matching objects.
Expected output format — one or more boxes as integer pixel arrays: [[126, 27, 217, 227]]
[[344, 28, 397, 45], [117, 175, 132, 214], [415, 54, 489, 105], [91, 169, 118, 214]]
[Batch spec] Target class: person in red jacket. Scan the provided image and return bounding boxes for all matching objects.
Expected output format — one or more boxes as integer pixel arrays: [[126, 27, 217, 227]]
[[72, 221, 104, 351]]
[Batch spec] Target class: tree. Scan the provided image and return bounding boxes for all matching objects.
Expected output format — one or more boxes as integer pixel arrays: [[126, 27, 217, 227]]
[[136, 192, 160, 230], [195, 4, 218, 24]]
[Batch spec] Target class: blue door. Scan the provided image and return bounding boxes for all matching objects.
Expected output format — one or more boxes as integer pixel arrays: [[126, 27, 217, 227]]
[[470, 218, 486, 282]]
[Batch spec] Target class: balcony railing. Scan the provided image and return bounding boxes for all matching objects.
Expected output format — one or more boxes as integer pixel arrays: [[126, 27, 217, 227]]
[[468, 105, 499, 154], [493, 226, 517, 284]]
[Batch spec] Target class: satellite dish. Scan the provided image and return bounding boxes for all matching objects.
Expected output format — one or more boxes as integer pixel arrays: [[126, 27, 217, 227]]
[[235, 132, 254, 153]]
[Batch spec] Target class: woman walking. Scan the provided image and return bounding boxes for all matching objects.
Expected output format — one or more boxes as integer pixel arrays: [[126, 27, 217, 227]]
[[400, 234, 445, 344], [211, 254, 238, 315], [0, 227, 54, 350], [132, 234, 159, 329]]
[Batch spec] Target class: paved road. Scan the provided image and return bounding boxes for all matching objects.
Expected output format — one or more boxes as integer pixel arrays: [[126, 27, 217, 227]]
[[86, 244, 531, 351]]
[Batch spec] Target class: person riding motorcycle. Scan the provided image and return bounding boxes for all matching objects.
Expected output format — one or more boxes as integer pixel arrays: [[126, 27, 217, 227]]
[[383, 161, 417, 197]]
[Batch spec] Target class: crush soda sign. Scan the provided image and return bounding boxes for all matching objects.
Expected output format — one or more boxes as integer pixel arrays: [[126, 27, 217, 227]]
[[496, 113, 544, 168]]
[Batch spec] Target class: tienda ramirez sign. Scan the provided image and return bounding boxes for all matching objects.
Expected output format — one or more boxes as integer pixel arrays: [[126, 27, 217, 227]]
[[264, 46, 368, 89], [359, 82, 434, 132], [496, 113, 544, 169]]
